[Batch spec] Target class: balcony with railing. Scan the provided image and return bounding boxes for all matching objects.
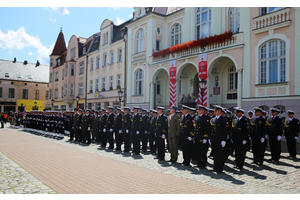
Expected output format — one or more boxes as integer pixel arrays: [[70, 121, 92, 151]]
[[253, 7, 291, 34], [150, 32, 243, 65]]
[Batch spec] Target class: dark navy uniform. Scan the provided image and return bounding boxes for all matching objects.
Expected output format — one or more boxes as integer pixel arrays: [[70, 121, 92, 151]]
[[141, 114, 150, 151], [266, 115, 283, 161], [122, 112, 132, 152], [106, 113, 115, 149], [180, 114, 194, 166], [114, 112, 123, 150], [131, 113, 142, 155], [149, 115, 157, 153], [250, 115, 266, 165], [77, 113, 83, 142], [284, 117, 300, 158], [155, 113, 168, 160], [100, 113, 108, 148], [85, 113, 93, 144]]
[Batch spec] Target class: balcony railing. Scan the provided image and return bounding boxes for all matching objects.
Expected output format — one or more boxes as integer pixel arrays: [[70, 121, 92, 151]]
[[150, 32, 243, 65], [253, 7, 291, 34]]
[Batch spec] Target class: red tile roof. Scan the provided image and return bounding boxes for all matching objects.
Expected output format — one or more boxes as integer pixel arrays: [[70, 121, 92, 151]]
[[50, 31, 67, 56]]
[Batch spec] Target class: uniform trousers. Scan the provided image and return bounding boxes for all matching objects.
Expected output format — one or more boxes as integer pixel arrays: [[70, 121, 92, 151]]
[[101, 130, 107, 147], [141, 132, 148, 151], [70, 128, 74, 140], [74, 128, 79, 141], [132, 132, 140, 154], [115, 130, 123, 150], [156, 136, 165, 160], [233, 140, 247, 168], [123, 132, 131, 152], [168, 137, 179, 161], [106, 131, 114, 149], [85, 130, 91, 144], [286, 137, 297, 158], [149, 132, 156, 153], [211, 142, 226, 172], [251, 137, 265, 164], [269, 136, 281, 161], [195, 140, 209, 168], [181, 138, 192, 165]]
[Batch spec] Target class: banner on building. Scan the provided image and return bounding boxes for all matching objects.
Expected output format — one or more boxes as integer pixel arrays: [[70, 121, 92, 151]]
[[198, 53, 208, 106], [169, 60, 177, 108], [93, 90, 102, 99]]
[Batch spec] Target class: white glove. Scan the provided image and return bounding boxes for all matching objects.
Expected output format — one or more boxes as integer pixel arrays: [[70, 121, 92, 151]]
[[155, 133, 157, 137], [62, 126, 64, 129], [136, 131, 139, 134], [227, 135, 229, 140], [203, 139, 207, 144], [208, 140, 211, 146], [221, 141, 226, 147], [187, 137, 192, 141], [79, 126, 81, 130], [242, 140, 247, 145], [193, 138, 195, 143], [265, 135, 269, 140], [145, 131, 147, 134], [103, 128, 106, 132], [110, 128, 113, 132], [119, 130, 122, 134], [88, 127, 90, 131], [260, 138, 265, 143], [231, 139, 233, 143], [295, 137, 298, 140], [162, 134, 166, 139], [126, 129, 129, 133], [277, 135, 282, 141]]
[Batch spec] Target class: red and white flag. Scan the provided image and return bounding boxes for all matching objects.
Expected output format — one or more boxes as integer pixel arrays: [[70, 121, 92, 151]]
[[23, 106, 27, 119], [169, 60, 177, 108], [198, 53, 208, 106]]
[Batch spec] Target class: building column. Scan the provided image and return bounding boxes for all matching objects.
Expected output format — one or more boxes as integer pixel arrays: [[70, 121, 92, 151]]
[[150, 82, 155, 109], [176, 78, 180, 108], [207, 74, 210, 108], [237, 69, 243, 108]]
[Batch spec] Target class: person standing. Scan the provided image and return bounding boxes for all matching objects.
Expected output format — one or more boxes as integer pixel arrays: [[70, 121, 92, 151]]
[[92, 111, 99, 142], [69, 111, 74, 141], [141, 109, 150, 152], [149, 110, 157, 153], [167, 105, 180, 163], [77, 109, 83, 143], [73, 108, 79, 142], [284, 110, 300, 158], [100, 109, 108, 148], [131, 106, 142, 155], [81, 110, 87, 144], [209, 105, 228, 173], [0, 112, 4, 128], [194, 105, 211, 169], [122, 107, 132, 152], [106, 106, 115, 149], [250, 107, 266, 165], [114, 108, 123, 151], [266, 108, 284, 162], [232, 108, 249, 170], [155, 106, 168, 161]]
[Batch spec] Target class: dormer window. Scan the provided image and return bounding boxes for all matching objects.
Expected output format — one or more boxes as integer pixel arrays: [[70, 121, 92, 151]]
[[57, 59, 60, 66], [17, 74, 21, 78], [28, 75, 33, 79], [138, 8, 142, 16], [5, 73, 9, 77], [83, 47, 86, 55]]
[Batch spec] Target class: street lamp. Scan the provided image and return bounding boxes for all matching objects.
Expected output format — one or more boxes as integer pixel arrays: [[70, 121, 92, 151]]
[[117, 89, 123, 108], [76, 95, 80, 110], [34, 101, 38, 110], [199, 78, 207, 106], [51, 99, 55, 111]]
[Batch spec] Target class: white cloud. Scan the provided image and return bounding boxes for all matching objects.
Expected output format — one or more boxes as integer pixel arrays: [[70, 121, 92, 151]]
[[45, 7, 70, 15], [49, 17, 57, 22], [127, 13, 133, 19], [116, 17, 125, 25], [28, 52, 33, 56], [7, 50, 13, 54], [0, 27, 55, 64], [113, 7, 121, 10]]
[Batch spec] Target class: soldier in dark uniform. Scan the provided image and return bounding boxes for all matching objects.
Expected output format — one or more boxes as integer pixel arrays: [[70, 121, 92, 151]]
[[246, 110, 253, 151], [106, 106, 115, 149], [92, 110, 99, 143], [232, 108, 249, 170], [114, 108, 123, 151], [154, 106, 168, 161], [69, 111, 74, 141], [262, 110, 269, 152], [149, 110, 157, 153], [208, 109, 215, 117], [209, 105, 228, 173], [0, 112, 4, 128], [141, 108, 150, 152], [194, 105, 211, 169], [180, 105, 194, 166], [221, 109, 231, 159], [59, 113, 65, 139], [266, 108, 284, 162], [85, 109, 93, 144], [122, 107, 132, 152], [284, 110, 300, 158], [189, 108, 196, 161], [250, 107, 267, 165], [100, 109, 108, 148], [73, 108, 79, 141], [81, 110, 87, 144], [77, 109, 83, 142], [131, 106, 142, 155]]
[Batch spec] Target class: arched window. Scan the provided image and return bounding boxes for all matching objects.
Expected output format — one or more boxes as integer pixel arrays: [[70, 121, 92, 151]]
[[229, 7, 240, 33], [170, 24, 181, 47], [134, 69, 144, 95], [260, 40, 286, 84], [156, 81, 161, 95], [196, 7, 212, 39], [136, 29, 144, 53], [229, 66, 238, 90]]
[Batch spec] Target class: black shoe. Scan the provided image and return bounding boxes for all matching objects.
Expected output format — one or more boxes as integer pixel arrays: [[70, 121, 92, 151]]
[[154, 157, 159, 159], [167, 159, 173, 162], [171, 160, 177, 163], [159, 158, 165, 161], [184, 163, 191, 166]]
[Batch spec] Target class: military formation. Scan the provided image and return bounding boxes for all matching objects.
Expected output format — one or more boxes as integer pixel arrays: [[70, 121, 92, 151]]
[[14, 104, 300, 174]]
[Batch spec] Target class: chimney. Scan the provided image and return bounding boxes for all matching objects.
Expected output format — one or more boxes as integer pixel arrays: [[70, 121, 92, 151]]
[[23, 60, 28, 65], [35, 60, 40, 67], [13, 57, 16, 63]]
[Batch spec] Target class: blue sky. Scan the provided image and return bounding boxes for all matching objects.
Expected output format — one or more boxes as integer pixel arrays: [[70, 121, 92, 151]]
[[0, 7, 133, 65]]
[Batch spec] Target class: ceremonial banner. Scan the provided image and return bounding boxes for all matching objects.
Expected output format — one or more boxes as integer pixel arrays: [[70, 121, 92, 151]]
[[198, 53, 208, 106], [169, 60, 177, 108]]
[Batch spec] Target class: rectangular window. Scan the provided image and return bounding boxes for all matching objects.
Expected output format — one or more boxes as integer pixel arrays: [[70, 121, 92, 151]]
[[49, 89, 52, 99], [33, 90, 39, 100], [54, 89, 58, 99], [61, 105, 67, 111], [78, 83, 84, 95], [117, 74, 121, 87], [118, 49, 122, 62], [50, 59, 53, 67], [0, 87, 2, 98], [61, 87, 64, 98], [45, 90, 49, 100], [62, 69, 64, 80], [64, 85, 67, 96], [111, 52, 114, 64], [269, 60, 278, 83], [102, 78, 106, 90], [9, 88, 15, 98], [269, 41, 278, 58], [90, 80, 93, 92], [280, 58, 286, 82], [96, 57, 100, 69], [57, 59, 60, 66], [50, 73, 52, 83], [71, 65, 75, 76], [90, 59, 94, 71], [156, 41, 160, 51], [261, 61, 267, 84], [65, 66, 68, 77], [70, 84, 74, 96], [96, 103, 101, 111], [103, 54, 107, 67], [22, 89, 28, 99], [70, 47, 75, 59], [55, 71, 59, 81], [110, 76, 113, 89], [79, 62, 84, 74], [95, 79, 99, 91]]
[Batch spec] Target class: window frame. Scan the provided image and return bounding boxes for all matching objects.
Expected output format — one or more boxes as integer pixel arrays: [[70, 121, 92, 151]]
[[90, 80, 93, 92], [8, 88, 15, 98], [102, 78, 106, 90], [96, 57, 100, 69], [229, 7, 240, 33], [78, 83, 84, 95], [71, 64, 75, 76], [134, 69, 144, 95], [54, 88, 58, 99], [0, 87, 2, 98], [111, 51, 114, 64], [79, 62, 84, 75], [228, 66, 238, 90], [136, 29, 144, 53], [70, 84, 74, 96], [90, 58, 94, 71], [22, 89, 28, 99], [103, 54, 107, 67], [117, 74, 121, 87], [196, 7, 212, 39], [109, 76, 113, 89], [170, 23, 182, 47], [118, 49, 122, 62]]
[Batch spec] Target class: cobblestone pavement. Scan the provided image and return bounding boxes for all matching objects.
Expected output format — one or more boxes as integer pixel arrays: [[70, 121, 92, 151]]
[[0, 151, 56, 194], [2, 124, 300, 194]]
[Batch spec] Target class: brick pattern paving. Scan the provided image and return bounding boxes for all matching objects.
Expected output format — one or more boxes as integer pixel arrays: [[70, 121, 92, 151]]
[[0, 127, 234, 194]]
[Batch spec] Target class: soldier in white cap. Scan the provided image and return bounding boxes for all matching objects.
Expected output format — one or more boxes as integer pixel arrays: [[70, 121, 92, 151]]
[[284, 110, 300, 158]]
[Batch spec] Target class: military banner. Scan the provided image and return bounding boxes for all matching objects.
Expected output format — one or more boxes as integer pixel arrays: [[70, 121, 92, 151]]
[[198, 53, 208, 106], [169, 60, 177, 108]]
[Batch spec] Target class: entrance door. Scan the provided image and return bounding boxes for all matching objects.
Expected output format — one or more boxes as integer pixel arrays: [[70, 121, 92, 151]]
[[4, 106, 16, 113]]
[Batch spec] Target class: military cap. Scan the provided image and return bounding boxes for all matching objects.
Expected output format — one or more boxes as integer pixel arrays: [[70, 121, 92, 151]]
[[141, 108, 148, 112], [226, 110, 232, 115], [247, 110, 253, 114], [234, 107, 244, 113], [253, 107, 263, 112], [287, 110, 295, 114], [95, 110, 99, 114], [108, 106, 114, 110], [91, 110, 95, 113], [189, 107, 196, 112], [124, 107, 130, 111], [176, 110, 182, 113], [208, 109, 214, 113], [121, 110, 124, 113], [196, 105, 207, 110], [214, 105, 223, 111], [74, 108, 78, 111], [79, 109, 83, 112], [149, 109, 153, 112], [82, 109, 86, 112], [262, 110, 267, 115], [85, 109, 90, 112], [170, 105, 177, 110], [182, 105, 190, 110], [152, 110, 158, 113], [101, 108, 107, 111], [116, 107, 121, 111], [133, 106, 140, 110], [157, 106, 165, 110], [270, 108, 280, 112]]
